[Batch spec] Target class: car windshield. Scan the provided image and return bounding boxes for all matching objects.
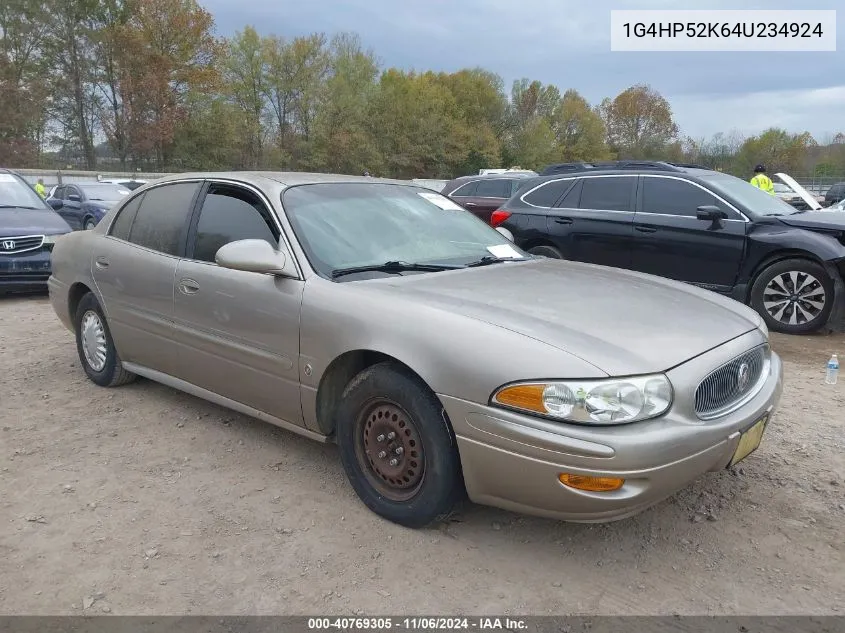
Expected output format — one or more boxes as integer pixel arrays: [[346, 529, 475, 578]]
[[0, 173, 50, 210], [702, 174, 801, 216], [79, 184, 131, 201], [282, 182, 526, 279]]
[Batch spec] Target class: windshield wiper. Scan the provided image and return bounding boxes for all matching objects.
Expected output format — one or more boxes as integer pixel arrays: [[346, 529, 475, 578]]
[[331, 260, 462, 278], [464, 255, 522, 268]]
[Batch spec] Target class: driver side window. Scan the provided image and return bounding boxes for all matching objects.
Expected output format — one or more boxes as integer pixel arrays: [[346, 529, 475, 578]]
[[190, 183, 280, 264]]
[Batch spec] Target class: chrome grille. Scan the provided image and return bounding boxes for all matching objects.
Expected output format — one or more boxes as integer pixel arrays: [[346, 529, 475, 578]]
[[694, 344, 769, 420], [0, 235, 44, 254]]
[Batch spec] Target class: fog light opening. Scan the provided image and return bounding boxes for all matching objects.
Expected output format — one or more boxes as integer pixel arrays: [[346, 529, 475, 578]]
[[559, 473, 624, 492]]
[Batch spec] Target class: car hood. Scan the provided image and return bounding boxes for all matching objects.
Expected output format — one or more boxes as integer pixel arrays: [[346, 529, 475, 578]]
[[370, 259, 761, 376], [0, 208, 72, 236], [777, 212, 845, 231]]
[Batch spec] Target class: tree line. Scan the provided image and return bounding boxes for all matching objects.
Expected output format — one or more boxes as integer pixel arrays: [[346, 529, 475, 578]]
[[2, 0, 844, 179]]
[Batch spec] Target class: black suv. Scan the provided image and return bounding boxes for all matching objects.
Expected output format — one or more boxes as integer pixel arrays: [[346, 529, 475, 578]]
[[494, 161, 845, 335]]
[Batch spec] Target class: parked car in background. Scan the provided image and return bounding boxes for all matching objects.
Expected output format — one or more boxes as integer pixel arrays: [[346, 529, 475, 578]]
[[774, 173, 823, 211], [47, 171, 781, 528], [47, 182, 131, 230], [0, 169, 72, 293], [495, 161, 845, 335], [824, 182, 845, 206], [442, 172, 536, 223], [97, 176, 147, 191]]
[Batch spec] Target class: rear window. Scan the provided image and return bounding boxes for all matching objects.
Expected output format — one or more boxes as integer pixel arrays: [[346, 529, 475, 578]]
[[474, 179, 511, 198]]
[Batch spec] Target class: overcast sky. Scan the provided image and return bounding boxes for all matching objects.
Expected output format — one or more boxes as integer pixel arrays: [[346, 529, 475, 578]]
[[203, 0, 843, 141]]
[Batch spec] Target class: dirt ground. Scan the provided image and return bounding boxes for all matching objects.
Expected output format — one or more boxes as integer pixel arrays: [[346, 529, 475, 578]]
[[0, 294, 843, 616]]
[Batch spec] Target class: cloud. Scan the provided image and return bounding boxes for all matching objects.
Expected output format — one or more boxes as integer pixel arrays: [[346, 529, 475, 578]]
[[205, 0, 844, 137]]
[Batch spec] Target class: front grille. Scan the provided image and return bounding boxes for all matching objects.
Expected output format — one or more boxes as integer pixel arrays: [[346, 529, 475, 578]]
[[0, 235, 44, 255], [694, 344, 770, 420]]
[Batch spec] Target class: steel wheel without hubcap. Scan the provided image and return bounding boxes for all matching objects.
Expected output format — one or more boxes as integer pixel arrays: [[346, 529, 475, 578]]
[[763, 271, 827, 327], [354, 399, 426, 502], [80, 310, 108, 371]]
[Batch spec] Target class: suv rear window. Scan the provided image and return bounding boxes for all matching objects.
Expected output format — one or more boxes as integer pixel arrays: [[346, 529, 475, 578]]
[[474, 179, 511, 198]]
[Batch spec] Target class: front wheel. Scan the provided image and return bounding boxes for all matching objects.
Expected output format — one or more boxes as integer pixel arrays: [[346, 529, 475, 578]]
[[335, 362, 465, 528], [750, 258, 834, 334], [83, 217, 97, 230]]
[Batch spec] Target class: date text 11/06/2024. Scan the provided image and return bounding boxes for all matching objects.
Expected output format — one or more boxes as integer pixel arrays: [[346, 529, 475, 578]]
[[307, 617, 528, 630], [622, 21, 824, 39]]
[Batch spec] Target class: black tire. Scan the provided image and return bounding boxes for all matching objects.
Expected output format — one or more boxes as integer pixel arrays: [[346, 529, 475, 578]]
[[750, 258, 834, 334], [74, 292, 136, 387], [528, 244, 563, 259], [83, 217, 96, 230], [336, 362, 465, 528]]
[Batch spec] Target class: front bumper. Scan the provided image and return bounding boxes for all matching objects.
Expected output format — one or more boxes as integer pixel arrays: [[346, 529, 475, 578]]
[[0, 249, 52, 292], [443, 330, 783, 522]]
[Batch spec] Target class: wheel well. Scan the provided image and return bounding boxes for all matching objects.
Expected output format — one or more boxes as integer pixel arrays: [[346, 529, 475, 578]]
[[520, 238, 559, 253], [67, 282, 93, 324], [744, 250, 825, 302], [315, 350, 432, 436]]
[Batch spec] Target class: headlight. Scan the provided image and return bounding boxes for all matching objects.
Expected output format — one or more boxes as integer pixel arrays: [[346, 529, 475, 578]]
[[491, 375, 673, 425], [757, 318, 768, 338], [42, 234, 63, 245]]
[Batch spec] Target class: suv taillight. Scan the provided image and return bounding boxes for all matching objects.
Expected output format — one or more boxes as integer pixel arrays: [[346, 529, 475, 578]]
[[490, 210, 511, 227]]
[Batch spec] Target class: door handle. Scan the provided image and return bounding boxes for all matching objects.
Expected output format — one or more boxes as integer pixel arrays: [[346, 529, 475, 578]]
[[634, 225, 657, 233], [178, 278, 200, 295], [464, 202, 477, 207], [94, 256, 109, 269], [554, 217, 573, 225]]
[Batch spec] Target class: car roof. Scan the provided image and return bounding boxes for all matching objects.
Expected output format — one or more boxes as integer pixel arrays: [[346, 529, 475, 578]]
[[538, 160, 718, 179], [150, 171, 417, 189]]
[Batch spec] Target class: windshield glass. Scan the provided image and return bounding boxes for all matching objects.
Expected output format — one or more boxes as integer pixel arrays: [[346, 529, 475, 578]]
[[282, 183, 525, 279], [0, 173, 50, 209], [702, 174, 800, 216], [78, 183, 131, 201]]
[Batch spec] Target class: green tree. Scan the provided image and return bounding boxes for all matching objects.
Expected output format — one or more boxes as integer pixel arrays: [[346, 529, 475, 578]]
[[224, 26, 267, 167], [601, 84, 678, 159], [551, 89, 609, 162], [735, 128, 817, 176], [310, 32, 379, 174]]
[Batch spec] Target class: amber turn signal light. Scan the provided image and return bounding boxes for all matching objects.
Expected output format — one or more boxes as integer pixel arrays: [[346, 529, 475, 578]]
[[559, 473, 625, 492]]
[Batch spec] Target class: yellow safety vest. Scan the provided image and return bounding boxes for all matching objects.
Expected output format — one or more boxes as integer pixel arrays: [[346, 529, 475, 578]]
[[35, 182, 46, 198], [750, 173, 774, 194]]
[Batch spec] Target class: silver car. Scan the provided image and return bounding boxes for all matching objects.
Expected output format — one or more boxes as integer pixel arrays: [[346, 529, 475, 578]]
[[47, 172, 783, 528]]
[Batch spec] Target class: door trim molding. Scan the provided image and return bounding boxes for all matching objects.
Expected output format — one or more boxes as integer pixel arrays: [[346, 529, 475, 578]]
[[123, 362, 330, 443]]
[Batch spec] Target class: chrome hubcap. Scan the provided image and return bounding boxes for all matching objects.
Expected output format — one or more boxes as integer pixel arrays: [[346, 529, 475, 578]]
[[80, 310, 108, 371], [763, 271, 826, 326]]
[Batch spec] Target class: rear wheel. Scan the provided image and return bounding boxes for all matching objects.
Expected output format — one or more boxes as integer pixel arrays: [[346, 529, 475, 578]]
[[528, 244, 563, 259], [74, 292, 136, 387], [335, 362, 464, 528], [750, 258, 834, 334], [83, 217, 97, 230]]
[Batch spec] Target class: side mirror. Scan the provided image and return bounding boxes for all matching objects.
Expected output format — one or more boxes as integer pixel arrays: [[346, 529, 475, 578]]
[[215, 239, 297, 277], [495, 227, 515, 242], [696, 205, 728, 222], [47, 198, 63, 210], [67, 194, 81, 203]]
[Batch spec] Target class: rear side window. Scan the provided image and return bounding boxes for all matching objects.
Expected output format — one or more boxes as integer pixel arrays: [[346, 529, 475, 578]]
[[127, 182, 199, 256], [109, 193, 145, 240], [191, 184, 279, 263], [641, 177, 723, 217], [474, 179, 511, 198], [522, 179, 574, 207], [451, 181, 478, 197], [555, 179, 583, 208], [579, 177, 634, 212]]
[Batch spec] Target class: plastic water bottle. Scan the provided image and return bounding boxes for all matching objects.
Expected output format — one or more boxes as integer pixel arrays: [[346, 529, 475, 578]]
[[826, 354, 839, 385]]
